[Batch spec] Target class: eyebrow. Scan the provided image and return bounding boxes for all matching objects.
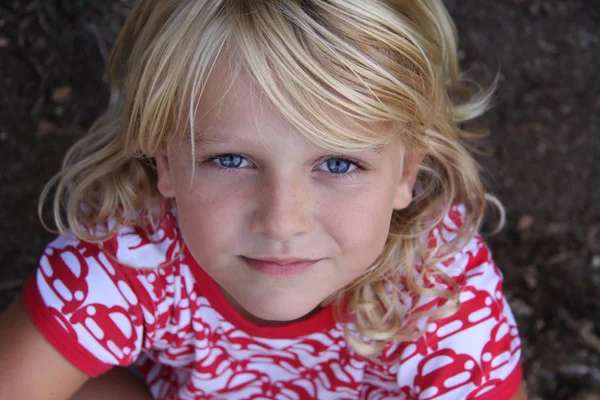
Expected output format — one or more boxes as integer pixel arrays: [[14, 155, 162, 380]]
[[193, 129, 243, 146]]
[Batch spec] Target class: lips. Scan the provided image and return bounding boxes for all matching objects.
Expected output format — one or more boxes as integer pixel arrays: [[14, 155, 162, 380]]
[[247, 257, 317, 265], [242, 256, 320, 276]]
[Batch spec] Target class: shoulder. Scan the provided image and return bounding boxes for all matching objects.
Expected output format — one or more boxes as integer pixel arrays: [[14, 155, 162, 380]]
[[381, 205, 523, 399], [34, 210, 184, 307], [23, 210, 188, 375], [106, 208, 183, 269]]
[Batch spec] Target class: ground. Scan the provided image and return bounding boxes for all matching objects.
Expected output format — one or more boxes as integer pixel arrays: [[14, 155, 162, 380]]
[[0, 1, 598, 399]]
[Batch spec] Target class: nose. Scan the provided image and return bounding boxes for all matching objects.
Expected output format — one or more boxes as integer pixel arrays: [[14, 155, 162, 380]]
[[250, 174, 313, 241]]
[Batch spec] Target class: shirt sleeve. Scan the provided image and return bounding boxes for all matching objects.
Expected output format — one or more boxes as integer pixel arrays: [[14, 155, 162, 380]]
[[22, 233, 178, 377], [385, 234, 523, 399]]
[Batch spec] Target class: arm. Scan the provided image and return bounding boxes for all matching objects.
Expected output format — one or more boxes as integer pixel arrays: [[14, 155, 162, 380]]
[[0, 296, 89, 400], [511, 384, 528, 400], [388, 221, 526, 399]]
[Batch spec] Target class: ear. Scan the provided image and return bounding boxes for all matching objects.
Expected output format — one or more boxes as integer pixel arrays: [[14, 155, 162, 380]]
[[155, 149, 176, 198], [393, 151, 424, 210]]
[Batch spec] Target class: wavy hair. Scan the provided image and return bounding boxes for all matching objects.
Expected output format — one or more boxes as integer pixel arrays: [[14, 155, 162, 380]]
[[39, 0, 501, 358]]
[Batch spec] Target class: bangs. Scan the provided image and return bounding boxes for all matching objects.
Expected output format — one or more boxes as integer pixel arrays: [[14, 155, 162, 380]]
[[121, 0, 231, 154], [125, 0, 440, 156], [228, 0, 435, 152]]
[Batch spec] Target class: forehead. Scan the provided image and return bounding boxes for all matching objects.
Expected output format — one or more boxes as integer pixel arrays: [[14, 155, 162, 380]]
[[195, 61, 265, 128], [191, 58, 391, 153]]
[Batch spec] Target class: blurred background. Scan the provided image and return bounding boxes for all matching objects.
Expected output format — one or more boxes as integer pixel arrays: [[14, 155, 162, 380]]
[[0, 0, 598, 398]]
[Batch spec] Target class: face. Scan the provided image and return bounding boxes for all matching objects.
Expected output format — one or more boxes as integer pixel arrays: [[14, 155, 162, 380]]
[[155, 70, 420, 325]]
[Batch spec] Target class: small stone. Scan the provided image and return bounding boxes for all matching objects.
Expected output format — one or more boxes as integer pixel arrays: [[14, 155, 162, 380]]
[[510, 299, 534, 317], [517, 215, 535, 232], [534, 319, 545, 331], [0, 37, 8, 48], [37, 120, 59, 137], [525, 266, 538, 289], [51, 86, 72, 103], [592, 255, 600, 269]]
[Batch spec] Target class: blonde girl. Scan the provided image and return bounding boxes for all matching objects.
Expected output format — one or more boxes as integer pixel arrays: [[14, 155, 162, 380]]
[[0, 0, 526, 399]]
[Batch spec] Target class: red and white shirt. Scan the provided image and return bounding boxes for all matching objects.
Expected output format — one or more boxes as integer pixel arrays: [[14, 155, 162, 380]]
[[23, 207, 522, 399]]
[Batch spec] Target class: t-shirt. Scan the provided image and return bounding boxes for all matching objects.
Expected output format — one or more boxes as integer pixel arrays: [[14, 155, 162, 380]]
[[23, 206, 522, 399]]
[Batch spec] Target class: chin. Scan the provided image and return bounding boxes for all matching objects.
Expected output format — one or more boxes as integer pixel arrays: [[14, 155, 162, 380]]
[[246, 300, 320, 324]]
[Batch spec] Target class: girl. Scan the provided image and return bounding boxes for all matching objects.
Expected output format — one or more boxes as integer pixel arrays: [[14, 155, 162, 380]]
[[0, 0, 527, 399]]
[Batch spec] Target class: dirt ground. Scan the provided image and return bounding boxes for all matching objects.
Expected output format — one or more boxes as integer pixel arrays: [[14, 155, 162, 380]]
[[0, 1, 598, 399]]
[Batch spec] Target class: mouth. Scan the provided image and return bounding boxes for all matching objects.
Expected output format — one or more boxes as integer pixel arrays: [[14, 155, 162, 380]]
[[241, 256, 320, 277]]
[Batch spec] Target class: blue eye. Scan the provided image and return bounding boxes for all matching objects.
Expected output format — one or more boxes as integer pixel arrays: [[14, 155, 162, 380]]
[[202, 153, 363, 180], [316, 158, 357, 175], [211, 154, 252, 169]]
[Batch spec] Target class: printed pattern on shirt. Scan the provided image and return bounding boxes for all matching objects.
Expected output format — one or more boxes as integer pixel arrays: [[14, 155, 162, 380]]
[[24, 206, 522, 399]]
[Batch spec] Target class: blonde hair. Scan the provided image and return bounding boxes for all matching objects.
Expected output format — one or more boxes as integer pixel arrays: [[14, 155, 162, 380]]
[[39, 0, 501, 358]]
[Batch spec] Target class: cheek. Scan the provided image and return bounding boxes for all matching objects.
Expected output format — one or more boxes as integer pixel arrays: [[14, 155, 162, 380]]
[[323, 187, 394, 268], [172, 176, 247, 261]]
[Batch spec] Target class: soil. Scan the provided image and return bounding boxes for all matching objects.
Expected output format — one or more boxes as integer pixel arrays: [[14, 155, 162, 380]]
[[0, 1, 598, 399]]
